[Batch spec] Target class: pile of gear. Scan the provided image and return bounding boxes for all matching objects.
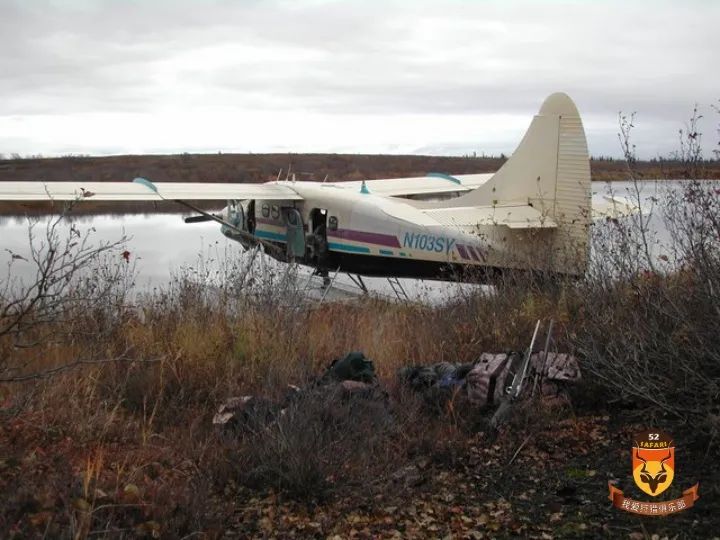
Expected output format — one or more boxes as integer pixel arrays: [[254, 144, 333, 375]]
[[213, 352, 384, 432], [213, 348, 581, 432], [399, 352, 581, 408]]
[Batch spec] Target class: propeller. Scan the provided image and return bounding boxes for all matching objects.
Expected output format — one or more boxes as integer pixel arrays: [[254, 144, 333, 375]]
[[132, 177, 286, 259], [184, 214, 218, 224]]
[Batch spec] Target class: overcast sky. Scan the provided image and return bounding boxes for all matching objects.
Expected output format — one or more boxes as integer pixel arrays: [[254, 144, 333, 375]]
[[1, 0, 718, 159]]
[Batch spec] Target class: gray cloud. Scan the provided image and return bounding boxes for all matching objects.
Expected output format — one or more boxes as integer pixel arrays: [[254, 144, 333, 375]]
[[0, 0, 718, 158]]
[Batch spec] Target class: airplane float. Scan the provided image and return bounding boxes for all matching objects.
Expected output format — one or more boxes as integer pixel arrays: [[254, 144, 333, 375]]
[[0, 93, 621, 285]]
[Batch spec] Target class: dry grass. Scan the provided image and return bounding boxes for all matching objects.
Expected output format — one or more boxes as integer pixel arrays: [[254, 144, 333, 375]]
[[1, 254, 718, 536], [0, 251, 577, 536]]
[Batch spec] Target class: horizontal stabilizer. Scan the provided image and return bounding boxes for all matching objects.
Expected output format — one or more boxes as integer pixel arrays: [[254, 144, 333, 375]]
[[592, 195, 640, 219], [423, 204, 557, 230]]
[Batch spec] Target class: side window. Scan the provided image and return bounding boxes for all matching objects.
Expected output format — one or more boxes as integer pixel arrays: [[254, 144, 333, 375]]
[[261, 203, 270, 218], [271, 205, 280, 220], [328, 216, 338, 231]]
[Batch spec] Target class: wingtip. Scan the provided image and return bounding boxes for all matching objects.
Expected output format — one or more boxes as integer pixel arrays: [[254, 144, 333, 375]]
[[133, 176, 158, 193]]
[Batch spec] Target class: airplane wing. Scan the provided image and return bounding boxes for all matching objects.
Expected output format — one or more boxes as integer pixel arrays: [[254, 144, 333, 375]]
[[591, 194, 640, 219], [333, 173, 493, 197], [0, 172, 489, 201], [0, 178, 303, 201]]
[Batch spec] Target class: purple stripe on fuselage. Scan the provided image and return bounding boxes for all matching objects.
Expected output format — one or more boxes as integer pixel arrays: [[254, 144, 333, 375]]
[[466, 246, 481, 262], [456, 244, 470, 259], [328, 229, 401, 248]]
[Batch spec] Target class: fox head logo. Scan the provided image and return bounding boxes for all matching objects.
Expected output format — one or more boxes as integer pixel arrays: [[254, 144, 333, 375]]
[[632, 431, 675, 497]]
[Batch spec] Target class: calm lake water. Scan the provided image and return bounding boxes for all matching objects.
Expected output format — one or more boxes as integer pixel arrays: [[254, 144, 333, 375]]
[[0, 180, 707, 303]]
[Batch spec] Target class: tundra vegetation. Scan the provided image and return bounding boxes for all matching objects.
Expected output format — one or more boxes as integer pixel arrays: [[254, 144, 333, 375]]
[[1, 116, 719, 538], [1, 152, 720, 218]]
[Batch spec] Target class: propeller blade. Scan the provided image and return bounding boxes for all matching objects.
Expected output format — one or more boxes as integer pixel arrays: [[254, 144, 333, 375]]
[[133, 177, 285, 258], [184, 214, 216, 224]]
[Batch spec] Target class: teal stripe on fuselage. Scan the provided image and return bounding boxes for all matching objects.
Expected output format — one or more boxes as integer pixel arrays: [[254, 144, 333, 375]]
[[328, 242, 371, 254], [255, 230, 287, 242], [379, 249, 394, 256]]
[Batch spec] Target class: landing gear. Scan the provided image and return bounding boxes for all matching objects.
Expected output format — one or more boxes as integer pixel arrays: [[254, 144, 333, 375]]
[[313, 268, 331, 289], [347, 274, 368, 294]]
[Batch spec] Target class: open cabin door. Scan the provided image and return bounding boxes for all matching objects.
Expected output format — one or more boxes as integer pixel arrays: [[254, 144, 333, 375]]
[[283, 207, 306, 260]]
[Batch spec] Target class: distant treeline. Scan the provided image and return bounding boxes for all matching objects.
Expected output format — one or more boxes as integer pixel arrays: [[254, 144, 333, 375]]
[[0, 152, 719, 186]]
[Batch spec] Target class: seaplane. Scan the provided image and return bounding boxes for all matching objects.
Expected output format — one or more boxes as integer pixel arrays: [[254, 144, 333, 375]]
[[0, 93, 623, 289]]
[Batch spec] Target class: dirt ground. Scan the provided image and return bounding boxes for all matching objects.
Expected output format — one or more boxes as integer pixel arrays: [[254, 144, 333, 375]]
[[2, 397, 716, 539], [205, 414, 717, 539]]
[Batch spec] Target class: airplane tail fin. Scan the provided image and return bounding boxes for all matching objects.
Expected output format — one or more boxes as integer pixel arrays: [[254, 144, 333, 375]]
[[452, 92, 592, 275]]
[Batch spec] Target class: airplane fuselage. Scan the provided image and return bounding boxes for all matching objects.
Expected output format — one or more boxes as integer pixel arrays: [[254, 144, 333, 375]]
[[220, 180, 535, 281]]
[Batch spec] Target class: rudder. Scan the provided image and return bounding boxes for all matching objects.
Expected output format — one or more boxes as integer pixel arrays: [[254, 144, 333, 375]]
[[445, 93, 592, 275]]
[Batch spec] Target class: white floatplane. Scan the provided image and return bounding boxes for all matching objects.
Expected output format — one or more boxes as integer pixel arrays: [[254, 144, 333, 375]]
[[0, 93, 601, 283]]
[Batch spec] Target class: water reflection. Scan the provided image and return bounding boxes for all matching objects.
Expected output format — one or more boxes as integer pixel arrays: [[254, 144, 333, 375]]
[[1, 213, 224, 288]]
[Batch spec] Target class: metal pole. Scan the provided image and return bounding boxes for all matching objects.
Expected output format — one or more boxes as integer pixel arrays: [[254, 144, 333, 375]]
[[512, 320, 541, 399], [531, 319, 554, 398]]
